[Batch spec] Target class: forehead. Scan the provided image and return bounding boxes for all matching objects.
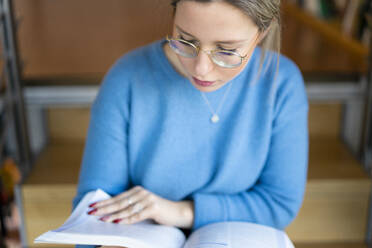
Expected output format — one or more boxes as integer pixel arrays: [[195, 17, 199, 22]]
[[174, 1, 258, 41]]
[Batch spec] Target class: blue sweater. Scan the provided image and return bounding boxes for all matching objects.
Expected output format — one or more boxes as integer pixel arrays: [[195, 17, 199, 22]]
[[73, 39, 309, 231]]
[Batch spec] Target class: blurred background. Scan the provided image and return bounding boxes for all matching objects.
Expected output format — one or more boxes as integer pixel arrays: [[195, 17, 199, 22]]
[[1, 0, 372, 247]]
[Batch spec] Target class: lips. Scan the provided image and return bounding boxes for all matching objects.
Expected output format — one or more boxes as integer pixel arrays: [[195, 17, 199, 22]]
[[192, 77, 215, 87]]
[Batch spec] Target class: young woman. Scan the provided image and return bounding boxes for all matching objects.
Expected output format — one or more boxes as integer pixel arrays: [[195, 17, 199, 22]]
[[73, 0, 308, 241]]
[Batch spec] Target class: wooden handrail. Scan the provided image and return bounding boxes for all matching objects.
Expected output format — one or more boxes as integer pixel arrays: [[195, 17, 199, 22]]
[[282, 1, 369, 60]]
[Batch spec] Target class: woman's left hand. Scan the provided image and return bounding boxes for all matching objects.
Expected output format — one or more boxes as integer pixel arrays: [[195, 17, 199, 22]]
[[87, 186, 194, 228]]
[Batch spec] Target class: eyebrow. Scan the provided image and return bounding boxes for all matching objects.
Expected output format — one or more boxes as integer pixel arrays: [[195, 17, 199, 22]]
[[175, 25, 249, 45]]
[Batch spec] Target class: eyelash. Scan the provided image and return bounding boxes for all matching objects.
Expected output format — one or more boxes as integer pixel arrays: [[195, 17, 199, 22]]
[[217, 46, 237, 52], [179, 35, 197, 44], [179, 35, 237, 52]]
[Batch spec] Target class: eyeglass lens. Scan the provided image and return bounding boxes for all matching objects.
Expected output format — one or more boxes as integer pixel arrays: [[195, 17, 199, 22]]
[[168, 39, 242, 68], [169, 39, 197, 58]]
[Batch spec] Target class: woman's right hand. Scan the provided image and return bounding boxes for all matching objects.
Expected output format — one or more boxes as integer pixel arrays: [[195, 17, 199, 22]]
[[88, 186, 194, 228]]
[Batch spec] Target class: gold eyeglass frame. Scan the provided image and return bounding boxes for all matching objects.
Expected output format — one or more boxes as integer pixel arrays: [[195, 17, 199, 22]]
[[166, 34, 258, 68]]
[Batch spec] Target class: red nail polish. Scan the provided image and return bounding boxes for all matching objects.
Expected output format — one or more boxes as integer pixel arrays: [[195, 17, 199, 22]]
[[113, 218, 122, 224], [89, 203, 97, 208], [87, 209, 97, 215]]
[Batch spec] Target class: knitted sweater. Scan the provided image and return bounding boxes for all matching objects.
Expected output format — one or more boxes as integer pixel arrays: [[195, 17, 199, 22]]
[[73, 39, 309, 231]]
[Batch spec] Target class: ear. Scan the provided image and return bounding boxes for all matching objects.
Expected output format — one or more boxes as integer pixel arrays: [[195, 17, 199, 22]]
[[257, 22, 273, 44], [257, 31, 268, 44]]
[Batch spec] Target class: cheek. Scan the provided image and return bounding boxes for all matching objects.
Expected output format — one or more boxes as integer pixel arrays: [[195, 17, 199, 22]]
[[219, 67, 245, 82], [175, 52, 250, 83], [177, 55, 194, 74], [219, 52, 254, 81]]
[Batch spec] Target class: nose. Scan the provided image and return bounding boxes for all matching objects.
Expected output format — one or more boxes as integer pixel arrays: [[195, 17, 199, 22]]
[[194, 49, 214, 77]]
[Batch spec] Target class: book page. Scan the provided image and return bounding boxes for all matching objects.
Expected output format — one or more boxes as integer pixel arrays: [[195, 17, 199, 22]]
[[35, 189, 186, 248], [183, 222, 294, 248]]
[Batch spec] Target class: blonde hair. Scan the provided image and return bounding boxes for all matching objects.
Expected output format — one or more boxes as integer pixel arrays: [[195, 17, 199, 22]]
[[171, 0, 281, 79]]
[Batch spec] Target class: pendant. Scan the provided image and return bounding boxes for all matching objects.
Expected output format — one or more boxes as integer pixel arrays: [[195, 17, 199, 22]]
[[211, 114, 220, 123]]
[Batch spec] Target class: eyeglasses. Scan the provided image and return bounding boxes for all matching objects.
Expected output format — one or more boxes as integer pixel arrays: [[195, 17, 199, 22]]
[[166, 35, 257, 68]]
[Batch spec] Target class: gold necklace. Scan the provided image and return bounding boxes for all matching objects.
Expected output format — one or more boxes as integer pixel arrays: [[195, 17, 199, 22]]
[[200, 82, 233, 123]]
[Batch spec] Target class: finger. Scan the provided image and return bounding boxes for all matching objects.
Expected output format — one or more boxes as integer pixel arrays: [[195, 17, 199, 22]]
[[103, 195, 152, 223], [102, 196, 150, 222], [90, 186, 143, 208], [94, 190, 149, 216], [116, 203, 153, 225], [98, 189, 148, 215]]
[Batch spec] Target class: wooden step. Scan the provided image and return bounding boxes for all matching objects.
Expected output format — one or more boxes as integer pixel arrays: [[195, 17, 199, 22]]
[[295, 243, 368, 248], [45, 103, 344, 143], [285, 136, 371, 242], [19, 102, 371, 246], [19, 135, 371, 246]]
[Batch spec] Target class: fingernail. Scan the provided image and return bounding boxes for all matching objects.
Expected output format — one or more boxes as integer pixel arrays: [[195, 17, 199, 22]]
[[113, 218, 122, 224], [89, 202, 97, 208], [100, 216, 109, 222], [87, 209, 97, 215]]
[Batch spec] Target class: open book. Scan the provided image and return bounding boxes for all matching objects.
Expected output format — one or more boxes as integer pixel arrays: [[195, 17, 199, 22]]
[[35, 189, 295, 248]]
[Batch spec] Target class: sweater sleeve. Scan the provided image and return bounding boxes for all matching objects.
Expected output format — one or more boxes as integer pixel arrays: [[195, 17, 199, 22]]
[[191, 66, 309, 230], [72, 59, 131, 210]]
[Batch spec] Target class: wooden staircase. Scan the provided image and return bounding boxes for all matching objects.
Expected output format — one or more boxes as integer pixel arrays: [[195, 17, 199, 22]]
[[17, 103, 371, 247], [11, 1, 372, 247]]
